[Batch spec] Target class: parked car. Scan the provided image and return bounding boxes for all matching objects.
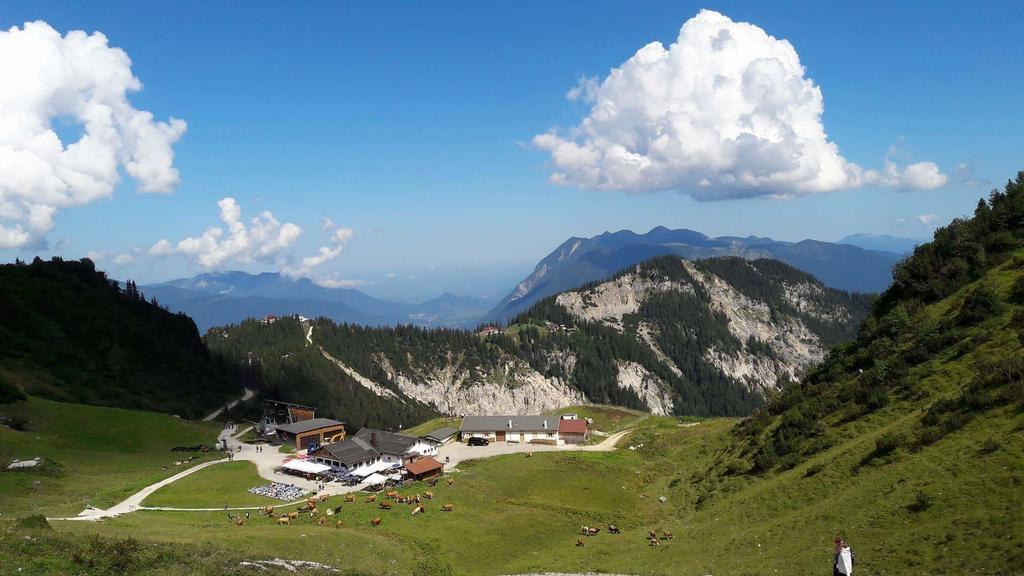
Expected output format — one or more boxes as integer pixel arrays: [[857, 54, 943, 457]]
[[467, 437, 489, 446]]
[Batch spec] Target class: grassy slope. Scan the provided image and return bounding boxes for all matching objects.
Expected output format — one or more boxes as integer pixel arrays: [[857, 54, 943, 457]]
[[402, 416, 462, 437], [142, 461, 278, 508], [0, 397, 220, 517], [548, 404, 649, 434]]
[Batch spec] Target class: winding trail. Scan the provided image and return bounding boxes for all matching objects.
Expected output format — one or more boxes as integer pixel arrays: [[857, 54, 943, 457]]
[[203, 387, 255, 422]]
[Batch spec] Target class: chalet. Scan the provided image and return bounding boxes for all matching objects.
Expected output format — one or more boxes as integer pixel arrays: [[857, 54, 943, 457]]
[[274, 417, 346, 450], [404, 456, 444, 480], [312, 427, 441, 476], [460, 415, 562, 444], [558, 417, 589, 444]]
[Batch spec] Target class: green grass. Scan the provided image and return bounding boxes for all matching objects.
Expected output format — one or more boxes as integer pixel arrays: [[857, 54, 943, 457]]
[[142, 461, 278, 508], [402, 416, 461, 437], [548, 404, 649, 434], [0, 396, 220, 518]]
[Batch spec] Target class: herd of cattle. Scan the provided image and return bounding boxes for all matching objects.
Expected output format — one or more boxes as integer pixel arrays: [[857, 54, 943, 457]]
[[229, 477, 458, 529], [575, 524, 674, 548]]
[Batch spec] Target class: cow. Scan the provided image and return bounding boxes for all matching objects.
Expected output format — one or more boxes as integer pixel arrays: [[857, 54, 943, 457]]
[[648, 530, 657, 541], [608, 524, 621, 534], [576, 538, 585, 547], [277, 516, 290, 525], [423, 491, 434, 500], [344, 494, 356, 503], [308, 497, 319, 508], [309, 507, 318, 518], [379, 502, 393, 510], [427, 478, 438, 487], [317, 516, 327, 525], [288, 511, 299, 521], [262, 506, 275, 516], [649, 537, 659, 547], [333, 505, 342, 515], [319, 494, 329, 503], [446, 478, 454, 486], [662, 530, 674, 540], [365, 494, 377, 503], [235, 517, 245, 526], [441, 504, 454, 512], [411, 505, 424, 515], [335, 520, 343, 529], [370, 517, 381, 526], [385, 491, 400, 499]]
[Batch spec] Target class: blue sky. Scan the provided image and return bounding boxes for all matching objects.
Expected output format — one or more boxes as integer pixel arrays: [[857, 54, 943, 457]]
[[1, 1, 1021, 300]]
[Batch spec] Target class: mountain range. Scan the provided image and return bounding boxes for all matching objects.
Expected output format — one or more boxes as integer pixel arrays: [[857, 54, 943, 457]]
[[839, 232, 921, 255], [144, 272, 494, 332], [484, 226, 903, 322], [208, 255, 872, 421]]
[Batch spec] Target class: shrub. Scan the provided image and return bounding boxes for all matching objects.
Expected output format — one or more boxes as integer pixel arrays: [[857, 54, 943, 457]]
[[14, 515, 51, 531], [752, 445, 778, 473], [1010, 275, 1024, 305], [908, 490, 934, 512], [803, 463, 824, 478], [978, 437, 1001, 454], [71, 536, 145, 574], [873, 431, 906, 457], [958, 282, 1001, 325], [723, 458, 750, 476]]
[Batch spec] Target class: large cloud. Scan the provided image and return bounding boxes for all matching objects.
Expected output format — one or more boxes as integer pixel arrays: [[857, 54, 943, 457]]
[[534, 10, 946, 199], [151, 198, 302, 269], [0, 21, 186, 248]]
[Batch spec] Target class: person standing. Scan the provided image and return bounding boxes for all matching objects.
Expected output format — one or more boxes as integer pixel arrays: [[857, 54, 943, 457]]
[[833, 537, 854, 575]]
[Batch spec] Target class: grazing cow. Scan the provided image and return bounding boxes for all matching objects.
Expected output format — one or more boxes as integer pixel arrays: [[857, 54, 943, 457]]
[[371, 517, 381, 526], [333, 505, 342, 515], [427, 478, 438, 487], [648, 530, 657, 540], [446, 478, 454, 486], [525, 452, 532, 458], [308, 497, 319, 507], [608, 524, 620, 534], [662, 530, 674, 540], [344, 494, 356, 503], [309, 507, 318, 518], [335, 520, 343, 529], [263, 506, 275, 516], [396, 496, 408, 504], [424, 491, 433, 500], [379, 502, 393, 510], [649, 537, 659, 547], [441, 504, 454, 512], [411, 505, 424, 515], [288, 511, 299, 521], [319, 494, 329, 503], [235, 517, 245, 526], [277, 516, 290, 525], [326, 508, 334, 516], [576, 538, 585, 547], [317, 516, 327, 525], [385, 491, 400, 499], [297, 505, 310, 513], [365, 494, 377, 503]]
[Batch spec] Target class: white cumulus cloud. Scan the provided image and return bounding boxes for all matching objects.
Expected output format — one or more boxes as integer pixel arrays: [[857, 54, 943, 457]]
[[282, 227, 355, 279], [533, 10, 945, 199], [917, 213, 939, 226], [151, 198, 302, 269], [0, 21, 186, 248]]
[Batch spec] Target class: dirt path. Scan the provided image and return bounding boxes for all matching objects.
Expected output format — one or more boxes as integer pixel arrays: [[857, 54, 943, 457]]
[[203, 387, 255, 422]]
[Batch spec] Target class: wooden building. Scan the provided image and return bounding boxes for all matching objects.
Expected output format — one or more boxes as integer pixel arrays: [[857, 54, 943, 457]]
[[275, 417, 346, 450]]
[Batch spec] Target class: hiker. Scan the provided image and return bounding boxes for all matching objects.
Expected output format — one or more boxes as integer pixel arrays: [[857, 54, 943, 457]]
[[833, 537, 854, 575]]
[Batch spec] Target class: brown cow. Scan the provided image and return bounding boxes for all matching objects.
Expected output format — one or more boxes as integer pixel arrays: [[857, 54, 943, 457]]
[[344, 494, 356, 502], [309, 507, 318, 518], [648, 530, 657, 540], [423, 491, 433, 500], [411, 505, 424, 515], [370, 517, 381, 526], [576, 537, 585, 547], [365, 494, 377, 503], [317, 516, 327, 525], [235, 517, 245, 526], [414, 493, 421, 503], [446, 478, 454, 486], [335, 520, 343, 529], [308, 497, 319, 507], [662, 530, 674, 540], [319, 494, 329, 503], [277, 516, 290, 525], [288, 511, 299, 520], [385, 491, 400, 499], [649, 537, 659, 547], [263, 506, 275, 516], [441, 504, 454, 512], [379, 501, 393, 510]]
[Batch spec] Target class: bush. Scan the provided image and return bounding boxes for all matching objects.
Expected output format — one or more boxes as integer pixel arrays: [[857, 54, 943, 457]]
[[71, 536, 144, 574], [14, 515, 52, 531], [803, 463, 824, 478], [873, 431, 906, 457], [908, 490, 934, 512], [1010, 275, 1024, 305], [978, 437, 1001, 454], [723, 458, 750, 476], [958, 282, 1001, 325]]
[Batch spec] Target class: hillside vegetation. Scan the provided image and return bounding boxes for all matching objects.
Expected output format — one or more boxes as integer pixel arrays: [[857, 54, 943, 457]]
[[0, 258, 246, 416]]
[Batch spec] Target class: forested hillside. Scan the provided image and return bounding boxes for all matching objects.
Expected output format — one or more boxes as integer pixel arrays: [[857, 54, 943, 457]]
[[729, 172, 1024, 474], [210, 256, 870, 421], [0, 258, 244, 417]]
